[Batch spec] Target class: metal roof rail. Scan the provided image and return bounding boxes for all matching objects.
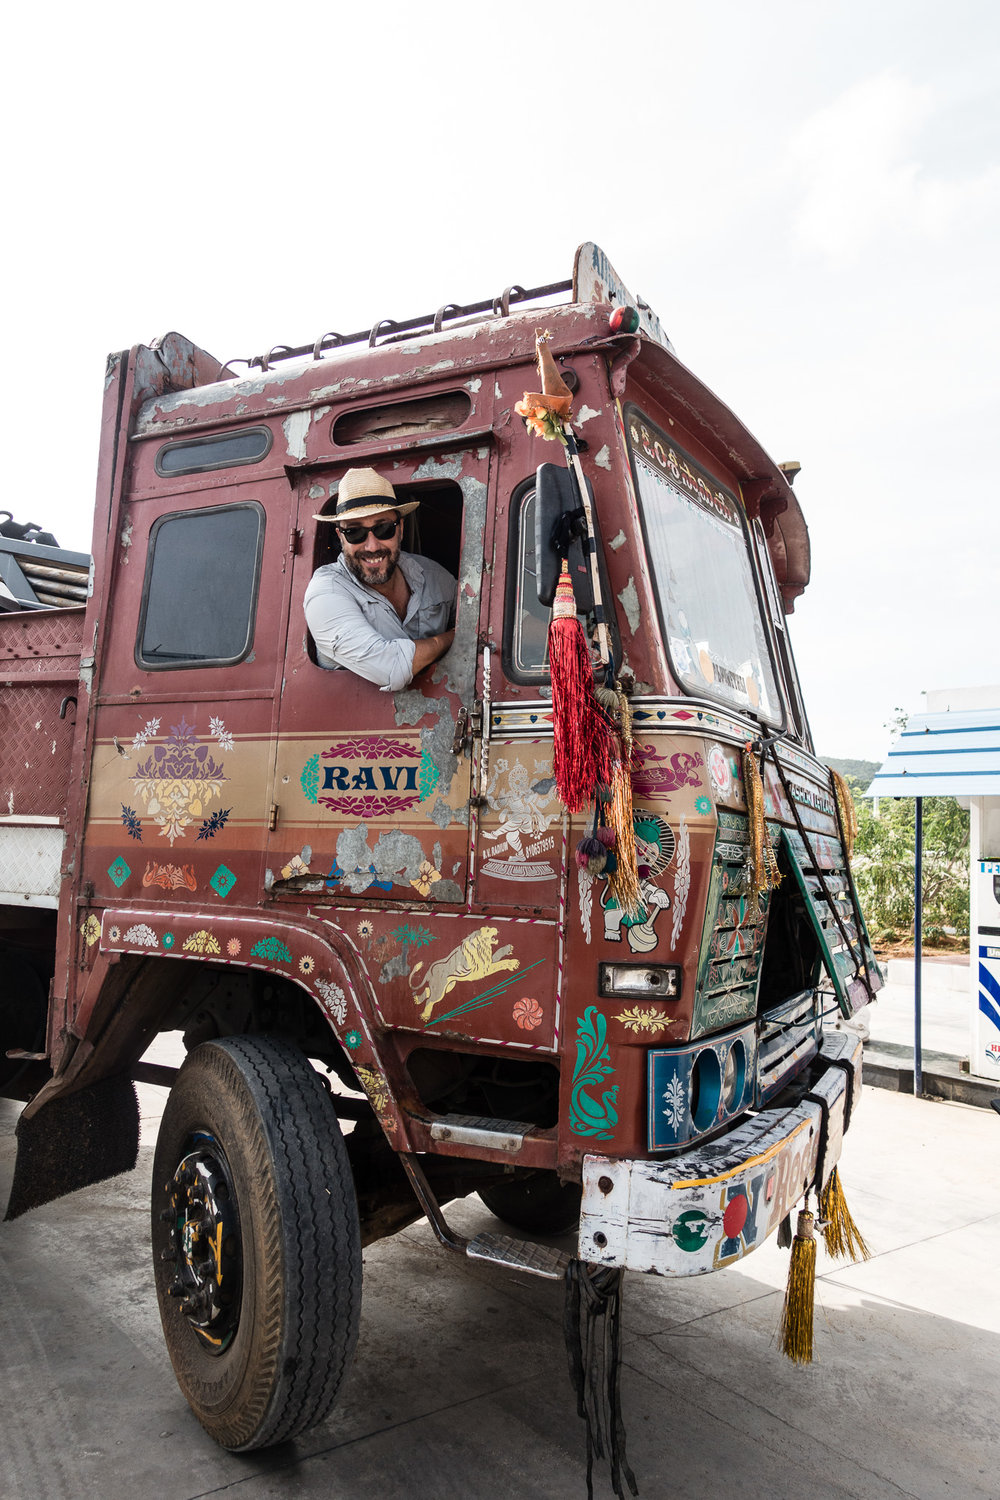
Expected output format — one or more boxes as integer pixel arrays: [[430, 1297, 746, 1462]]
[[221, 276, 573, 382]]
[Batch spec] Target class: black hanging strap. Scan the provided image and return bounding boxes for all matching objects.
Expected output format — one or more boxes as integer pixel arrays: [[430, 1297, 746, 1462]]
[[564, 1260, 639, 1499]]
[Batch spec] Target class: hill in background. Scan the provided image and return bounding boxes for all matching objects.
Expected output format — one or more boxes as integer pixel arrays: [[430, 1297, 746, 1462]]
[[825, 757, 880, 788]]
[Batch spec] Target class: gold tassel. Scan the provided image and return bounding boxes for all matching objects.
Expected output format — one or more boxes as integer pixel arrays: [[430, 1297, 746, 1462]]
[[830, 768, 858, 861], [819, 1167, 871, 1262], [779, 1208, 816, 1364], [606, 759, 643, 920], [742, 748, 781, 911]]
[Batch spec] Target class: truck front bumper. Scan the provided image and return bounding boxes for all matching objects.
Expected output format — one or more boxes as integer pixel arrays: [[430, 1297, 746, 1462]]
[[577, 1029, 862, 1275]]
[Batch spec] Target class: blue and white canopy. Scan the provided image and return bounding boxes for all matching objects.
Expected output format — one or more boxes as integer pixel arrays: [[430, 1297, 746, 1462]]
[[866, 707, 1000, 798]]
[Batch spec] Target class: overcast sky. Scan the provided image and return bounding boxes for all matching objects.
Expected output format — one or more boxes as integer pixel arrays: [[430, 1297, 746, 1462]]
[[5, 0, 995, 761]]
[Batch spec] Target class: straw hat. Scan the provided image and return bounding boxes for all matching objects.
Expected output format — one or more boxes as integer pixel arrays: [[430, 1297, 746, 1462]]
[[312, 467, 420, 524]]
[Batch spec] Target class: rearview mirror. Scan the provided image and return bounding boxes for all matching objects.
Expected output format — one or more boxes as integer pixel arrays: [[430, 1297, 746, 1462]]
[[534, 463, 596, 611]]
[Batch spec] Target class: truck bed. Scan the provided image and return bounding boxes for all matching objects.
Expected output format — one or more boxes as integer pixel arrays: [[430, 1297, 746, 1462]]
[[0, 607, 85, 906]]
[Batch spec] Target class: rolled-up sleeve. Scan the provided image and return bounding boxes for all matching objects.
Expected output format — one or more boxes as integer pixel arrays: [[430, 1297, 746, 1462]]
[[304, 570, 416, 690]]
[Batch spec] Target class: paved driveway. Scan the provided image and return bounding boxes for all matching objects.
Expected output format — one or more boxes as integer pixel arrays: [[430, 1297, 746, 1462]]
[[2, 1080, 998, 1499]]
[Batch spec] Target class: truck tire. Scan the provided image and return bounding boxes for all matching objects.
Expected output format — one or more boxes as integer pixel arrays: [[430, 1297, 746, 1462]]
[[151, 1036, 361, 1451], [479, 1170, 582, 1235]]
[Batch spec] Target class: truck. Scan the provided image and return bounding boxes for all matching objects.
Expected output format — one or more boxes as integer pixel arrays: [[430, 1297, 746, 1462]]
[[1, 243, 881, 1463]]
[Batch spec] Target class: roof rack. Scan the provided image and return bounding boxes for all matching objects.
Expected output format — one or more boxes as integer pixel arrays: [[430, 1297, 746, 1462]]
[[219, 277, 574, 378]]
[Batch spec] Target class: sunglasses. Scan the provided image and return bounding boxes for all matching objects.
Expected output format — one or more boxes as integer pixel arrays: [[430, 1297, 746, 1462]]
[[337, 518, 400, 545]]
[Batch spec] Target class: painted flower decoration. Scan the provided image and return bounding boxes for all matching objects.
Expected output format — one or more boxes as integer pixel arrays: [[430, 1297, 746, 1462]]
[[344, 1029, 362, 1050], [410, 859, 441, 898], [298, 954, 316, 976], [80, 913, 100, 949], [357, 919, 374, 942], [512, 997, 544, 1031], [695, 796, 712, 815], [162, 932, 175, 949], [227, 937, 242, 957], [108, 925, 121, 944]]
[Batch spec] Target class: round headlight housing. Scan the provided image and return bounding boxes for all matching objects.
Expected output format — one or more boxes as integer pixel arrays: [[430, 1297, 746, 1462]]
[[690, 1048, 722, 1133], [722, 1040, 747, 1112]]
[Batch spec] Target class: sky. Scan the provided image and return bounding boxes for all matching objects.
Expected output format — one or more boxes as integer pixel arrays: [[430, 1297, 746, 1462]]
[[4, 0, 996, 761]]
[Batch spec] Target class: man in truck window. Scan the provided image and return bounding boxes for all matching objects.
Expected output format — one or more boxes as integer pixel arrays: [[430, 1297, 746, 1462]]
[[304, 467, 456, 691]]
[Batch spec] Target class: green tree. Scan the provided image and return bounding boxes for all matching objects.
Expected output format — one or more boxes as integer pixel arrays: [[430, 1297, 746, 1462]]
[[849, 780, 969, 946]]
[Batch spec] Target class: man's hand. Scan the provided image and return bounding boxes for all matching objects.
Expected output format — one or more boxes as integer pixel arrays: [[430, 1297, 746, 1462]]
[[411, 627, 455, 677]]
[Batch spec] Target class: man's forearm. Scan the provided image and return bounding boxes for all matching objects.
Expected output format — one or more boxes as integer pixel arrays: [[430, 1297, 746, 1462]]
[[410, 628, 455, 677]]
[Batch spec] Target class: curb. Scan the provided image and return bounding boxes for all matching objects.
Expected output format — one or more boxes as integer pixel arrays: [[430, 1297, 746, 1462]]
[[863, 1047, 999, 1109]]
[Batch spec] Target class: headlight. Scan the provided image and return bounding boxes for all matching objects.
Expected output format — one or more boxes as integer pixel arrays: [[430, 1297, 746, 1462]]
[[648, 1025, 755, 1151], [599, 963, 681, 1000]]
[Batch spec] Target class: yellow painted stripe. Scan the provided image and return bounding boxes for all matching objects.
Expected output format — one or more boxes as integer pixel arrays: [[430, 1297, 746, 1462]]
[[669, 1116, 812, 1190]]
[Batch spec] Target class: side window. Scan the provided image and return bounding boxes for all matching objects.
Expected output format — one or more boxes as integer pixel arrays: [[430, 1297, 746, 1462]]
[[504, 481, 617, 682], [136, 503, 265, 669]]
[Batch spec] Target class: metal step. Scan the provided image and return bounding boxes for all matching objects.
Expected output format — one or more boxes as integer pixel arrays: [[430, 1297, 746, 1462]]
[[429, 1113, 535, 1153], [466, 1230, 570, 1280]]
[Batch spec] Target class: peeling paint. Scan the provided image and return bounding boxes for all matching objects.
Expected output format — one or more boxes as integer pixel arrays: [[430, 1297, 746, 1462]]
[[577, 405, 601, 424], [609, 529, 627, 551], [594, 444, 612, 470], [618, 577, 641, 635], [495, 381, 503, 399], [283, 410, 311, 461], [467, 378, 482, 392], [308, 483, 326, 501]]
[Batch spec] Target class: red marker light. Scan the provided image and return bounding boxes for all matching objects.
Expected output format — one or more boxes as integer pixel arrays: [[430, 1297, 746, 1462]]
[[609, 305, 640, 334]]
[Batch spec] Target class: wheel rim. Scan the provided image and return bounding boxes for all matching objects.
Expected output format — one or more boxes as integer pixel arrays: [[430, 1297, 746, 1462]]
[[161, 1132, 243, 1354]]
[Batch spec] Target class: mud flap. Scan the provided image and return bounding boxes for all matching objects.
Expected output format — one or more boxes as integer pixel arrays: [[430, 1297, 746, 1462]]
[[780, 826, 884, 1017], [4, 1075, 140, 1220]]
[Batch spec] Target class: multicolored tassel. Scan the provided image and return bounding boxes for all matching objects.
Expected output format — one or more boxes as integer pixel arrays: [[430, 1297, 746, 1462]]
[[779, 1208, 817, 1364]]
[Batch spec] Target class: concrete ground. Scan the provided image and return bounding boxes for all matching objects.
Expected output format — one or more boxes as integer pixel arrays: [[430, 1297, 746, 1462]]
[[3, 1063, 999, 1500]]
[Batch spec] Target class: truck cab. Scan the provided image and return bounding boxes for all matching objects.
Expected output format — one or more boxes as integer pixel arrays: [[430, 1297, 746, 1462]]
[[1, 244, 881, 1454]]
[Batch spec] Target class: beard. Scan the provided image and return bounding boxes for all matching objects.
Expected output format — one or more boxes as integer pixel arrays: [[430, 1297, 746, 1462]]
[[344, 549, 399, 587]]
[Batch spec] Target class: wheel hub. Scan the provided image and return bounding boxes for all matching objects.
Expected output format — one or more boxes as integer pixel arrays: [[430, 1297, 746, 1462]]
[[162, 1139, 242, 1353]]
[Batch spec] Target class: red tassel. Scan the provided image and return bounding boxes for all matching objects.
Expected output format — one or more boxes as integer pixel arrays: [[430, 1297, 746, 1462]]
[[549, 570, 615, 812]]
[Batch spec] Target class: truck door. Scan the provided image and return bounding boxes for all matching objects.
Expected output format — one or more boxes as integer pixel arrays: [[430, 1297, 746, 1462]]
[[266, 445, 491, 924]]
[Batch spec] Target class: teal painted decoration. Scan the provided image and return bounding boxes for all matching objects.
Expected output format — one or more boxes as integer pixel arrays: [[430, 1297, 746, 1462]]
[[569, 1006, 619, 1140], [418, 750, 440, 801], [300, 754, 320, 805], [250, 936, 292, 963], [108, 857, 131, 888], [210, 865, 236, 898]]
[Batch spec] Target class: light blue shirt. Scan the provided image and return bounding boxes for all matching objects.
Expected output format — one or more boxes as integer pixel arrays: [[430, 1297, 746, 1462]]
[[304, 551, 456, 691]]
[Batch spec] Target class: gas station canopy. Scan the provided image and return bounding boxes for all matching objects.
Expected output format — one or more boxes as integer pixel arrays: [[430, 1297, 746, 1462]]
[[866, 707, 1000, 798]]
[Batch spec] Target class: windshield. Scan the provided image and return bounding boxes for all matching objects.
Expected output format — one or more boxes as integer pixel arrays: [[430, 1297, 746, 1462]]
[[626, 409, 781, 724]]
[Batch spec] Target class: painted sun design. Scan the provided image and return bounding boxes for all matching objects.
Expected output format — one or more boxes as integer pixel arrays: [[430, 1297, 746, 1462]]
[[227, 938, 242, 957], [298, 954, 316, 976], [357, 919, 374, 941]]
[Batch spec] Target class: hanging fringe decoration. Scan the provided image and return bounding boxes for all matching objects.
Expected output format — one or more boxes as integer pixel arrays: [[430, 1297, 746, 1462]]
[[549, 569, 616, 813], [564, 1260, 638, 1500], [742, 747, 782, 912], [606, 759, 643, 920], [779, 1207, 817, 1364], [829, 768, 858, 861], [819, 1166, 871, 1262]]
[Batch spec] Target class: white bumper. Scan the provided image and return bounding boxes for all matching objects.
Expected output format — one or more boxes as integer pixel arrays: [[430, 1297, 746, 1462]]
[[577, 1030, 862, 1276]]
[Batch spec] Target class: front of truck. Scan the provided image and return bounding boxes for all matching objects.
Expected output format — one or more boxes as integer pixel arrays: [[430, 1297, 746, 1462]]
[[517, 285, 883, 1279]]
